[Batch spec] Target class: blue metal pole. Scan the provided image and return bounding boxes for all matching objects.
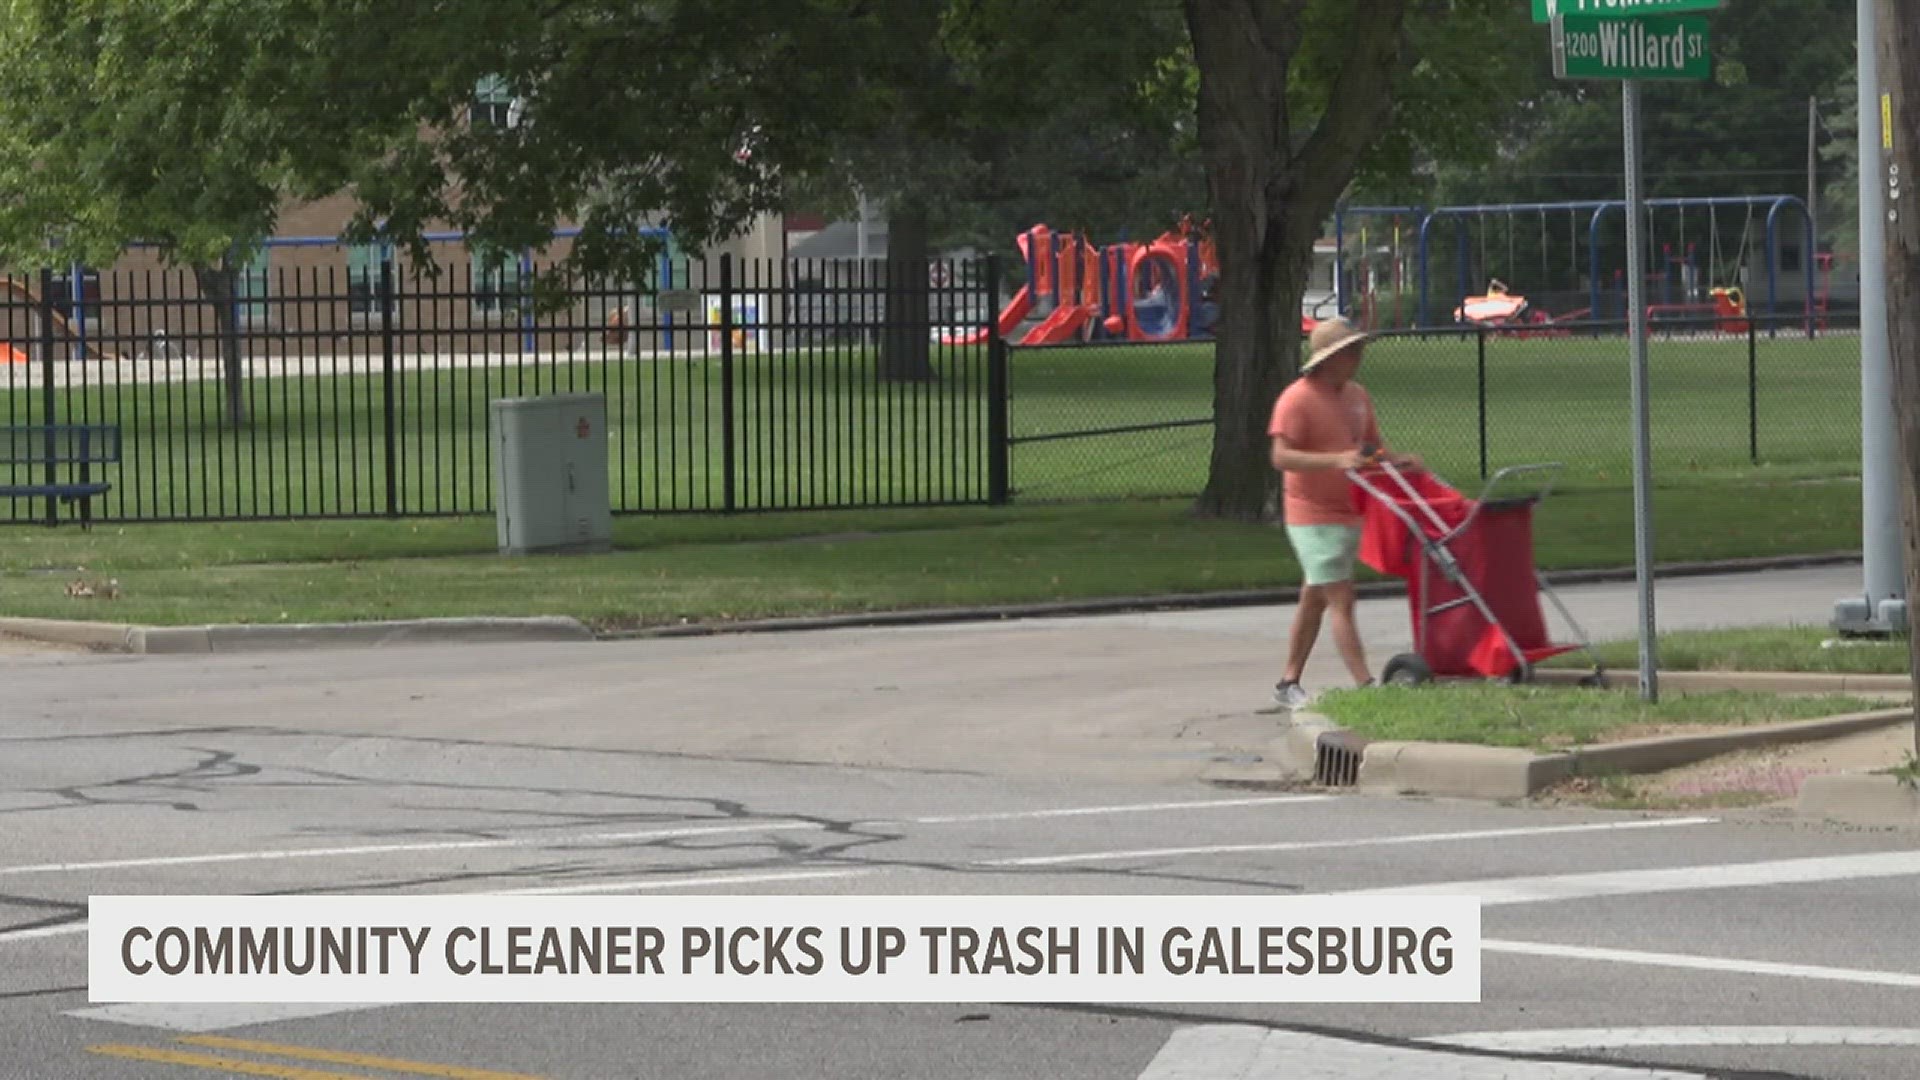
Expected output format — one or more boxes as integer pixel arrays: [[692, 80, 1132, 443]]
[[660, 246, 673, 352], [521, 249, 535, 352], [1764, 208, 1779, 321], [1456, 217, 1471, 324], [1418, 212, 1438, 328], [69, 263, 85, 361], [1803, 202, 1816, 337], [1589, 206, 1610, 320]]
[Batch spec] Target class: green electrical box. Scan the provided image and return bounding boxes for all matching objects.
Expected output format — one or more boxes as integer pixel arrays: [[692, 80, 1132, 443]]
[[491, 393, 613, 556]]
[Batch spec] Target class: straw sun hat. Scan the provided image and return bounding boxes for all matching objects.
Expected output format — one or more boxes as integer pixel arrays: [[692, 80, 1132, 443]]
[[1300, 316, 1371, 375]]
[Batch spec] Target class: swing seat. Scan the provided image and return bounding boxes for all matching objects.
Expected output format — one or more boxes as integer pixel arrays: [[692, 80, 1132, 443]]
[[1709, 287, 1749, 334]]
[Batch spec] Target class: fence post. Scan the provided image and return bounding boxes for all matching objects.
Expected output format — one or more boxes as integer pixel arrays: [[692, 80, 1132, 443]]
[[1476, 324, 1488, 481], [37, 267, 56, 526], [986, 255, 1010, 505], [380, 258, 398, 517], [720, 253, 737, 513], [1748, 313, 1759, 464]]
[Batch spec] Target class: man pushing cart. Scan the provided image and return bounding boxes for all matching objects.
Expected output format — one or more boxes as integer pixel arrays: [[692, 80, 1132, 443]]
[[1268, 317, 1602, 708]]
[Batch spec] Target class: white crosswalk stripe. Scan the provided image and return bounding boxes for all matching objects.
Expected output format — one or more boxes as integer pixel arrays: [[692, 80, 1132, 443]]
[[1134, 1026, 1710, 1079]]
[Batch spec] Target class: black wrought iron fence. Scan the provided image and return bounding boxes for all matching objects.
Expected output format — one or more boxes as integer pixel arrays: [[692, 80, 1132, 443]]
[[0, 262, 1866, 526], [0, 254, 1005, 523]]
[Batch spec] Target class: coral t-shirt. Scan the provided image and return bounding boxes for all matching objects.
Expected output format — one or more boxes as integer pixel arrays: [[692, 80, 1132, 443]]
[[1267, 378, 1381, 527]]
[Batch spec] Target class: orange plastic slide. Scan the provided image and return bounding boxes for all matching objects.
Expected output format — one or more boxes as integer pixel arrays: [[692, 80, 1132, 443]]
[[1020, 303, 1095, 345], [936, 285, 1031, 346], [997, 286, 1032, 336], [0, 277, 118, 360]]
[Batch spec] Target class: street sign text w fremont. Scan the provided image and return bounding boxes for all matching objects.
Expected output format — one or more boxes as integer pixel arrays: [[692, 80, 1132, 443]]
[[1531, 0, 1725, 22]]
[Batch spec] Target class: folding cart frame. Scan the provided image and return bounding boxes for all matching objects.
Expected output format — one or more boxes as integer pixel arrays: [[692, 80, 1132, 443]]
[[1346, 461, 1607, 687]]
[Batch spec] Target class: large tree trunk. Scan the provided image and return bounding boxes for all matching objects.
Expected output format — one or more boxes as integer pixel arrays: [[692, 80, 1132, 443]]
[[1880, 0, 1920, 747], [881, 197, 937, 382], [1181, 0, 1412, 521], [1195, 186, 1319, 521], [193, 263, 247, 425]]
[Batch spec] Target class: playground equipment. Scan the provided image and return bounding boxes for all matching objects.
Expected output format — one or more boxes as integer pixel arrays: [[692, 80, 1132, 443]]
[[945, 216, 1315, 347], [1450, 279, 1569, 338], [1333, 195, 1817, 331], [0, 276, 120, 361]]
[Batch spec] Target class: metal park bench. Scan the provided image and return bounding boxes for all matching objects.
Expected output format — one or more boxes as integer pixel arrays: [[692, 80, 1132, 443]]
[[0, 424, 121, 527]]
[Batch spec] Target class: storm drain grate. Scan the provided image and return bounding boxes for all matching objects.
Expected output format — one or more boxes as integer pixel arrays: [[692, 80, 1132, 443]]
[[1313, 730, 1368, 787]]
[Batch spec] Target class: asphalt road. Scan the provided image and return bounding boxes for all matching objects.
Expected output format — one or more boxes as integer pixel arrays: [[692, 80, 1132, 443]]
[[4, 562, 1919, 1079]]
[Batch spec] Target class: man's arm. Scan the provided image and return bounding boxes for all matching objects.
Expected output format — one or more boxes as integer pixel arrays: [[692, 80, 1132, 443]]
[[1271, 435, 1366, 474]]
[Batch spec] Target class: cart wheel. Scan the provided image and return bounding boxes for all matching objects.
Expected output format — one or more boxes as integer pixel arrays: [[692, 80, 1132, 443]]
[[1500, 663, 1534, 686], [1381, 654, 1432, 687]]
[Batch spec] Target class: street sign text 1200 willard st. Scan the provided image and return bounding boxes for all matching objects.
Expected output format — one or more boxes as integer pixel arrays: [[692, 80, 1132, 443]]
[[1553, 14, 1712, 82]]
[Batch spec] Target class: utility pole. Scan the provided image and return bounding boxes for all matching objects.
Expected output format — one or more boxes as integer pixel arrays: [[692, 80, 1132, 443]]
[[1809, 96, 1820, 259], [1833, 0, 1909, 640], [1874, 0, 1920, 755]]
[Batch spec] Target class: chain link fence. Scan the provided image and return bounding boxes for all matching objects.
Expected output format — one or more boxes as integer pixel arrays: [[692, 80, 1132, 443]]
[[1007, 316, 1861, 502]]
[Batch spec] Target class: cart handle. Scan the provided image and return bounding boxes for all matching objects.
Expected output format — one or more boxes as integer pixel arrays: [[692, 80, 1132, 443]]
[[1436, 462, 1565, 548], [1347, 461, 1565, 552]]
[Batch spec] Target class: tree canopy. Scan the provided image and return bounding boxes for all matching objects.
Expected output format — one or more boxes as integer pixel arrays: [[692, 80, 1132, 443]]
[[0, 0, 1779, 516]]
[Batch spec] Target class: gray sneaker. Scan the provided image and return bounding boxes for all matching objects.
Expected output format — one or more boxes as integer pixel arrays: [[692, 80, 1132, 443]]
[[1273, 680, 1312, 709]]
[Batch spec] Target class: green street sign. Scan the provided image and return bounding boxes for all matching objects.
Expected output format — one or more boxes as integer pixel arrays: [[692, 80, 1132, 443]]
[[1552, 13, 1712, 80], [1531, 0, 1725, 23]]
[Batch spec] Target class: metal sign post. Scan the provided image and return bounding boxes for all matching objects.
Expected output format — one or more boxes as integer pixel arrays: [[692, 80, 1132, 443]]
[[1545, 6, 1723, 703], [1622, 80, 1659, 703]]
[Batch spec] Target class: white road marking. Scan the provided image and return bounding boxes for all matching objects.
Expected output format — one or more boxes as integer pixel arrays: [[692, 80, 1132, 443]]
[[501, 868, 874, 895], [982, 817, 1719, 866], [1134, 1025, 1711, 1079], [1132, 1025, 1267, 1079], [1481, 939, 1920, 990], [65, 1002, 389, 1034], [0, 821, 826, 877], [1345, 850, 1920, 906], [0, 795, 1337, 879], [1423, 1027, 1920, 1053], [899, 795, 1334, 824], [0, 921, 85, 945]]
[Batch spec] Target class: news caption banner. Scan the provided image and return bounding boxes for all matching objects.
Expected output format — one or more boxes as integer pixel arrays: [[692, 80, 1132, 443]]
[[89, 895, 1479, 1004]]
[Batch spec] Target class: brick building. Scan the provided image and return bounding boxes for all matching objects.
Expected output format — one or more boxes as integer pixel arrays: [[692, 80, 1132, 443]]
[[4, 191, 788, 363]]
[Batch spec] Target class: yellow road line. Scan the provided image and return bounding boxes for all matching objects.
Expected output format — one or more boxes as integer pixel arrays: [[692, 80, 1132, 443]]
[[178, 1035, 547, 1080], [87, 1043, 371, 1080]]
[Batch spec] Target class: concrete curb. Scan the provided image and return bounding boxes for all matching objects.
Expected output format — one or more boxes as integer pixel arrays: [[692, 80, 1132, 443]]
[[1797, 773, 1920, 828], [0, 616, 140, 652], [0, 549, 1868, 653], [1299, 707, 1913, 801], [1533, 668, 1913, 695], [605, 550, 1864, 639], [0, 615, 594, 654]]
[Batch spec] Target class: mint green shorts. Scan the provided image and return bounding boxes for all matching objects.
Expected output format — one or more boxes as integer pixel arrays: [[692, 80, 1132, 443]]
[[1286, 524, 1361, 586]]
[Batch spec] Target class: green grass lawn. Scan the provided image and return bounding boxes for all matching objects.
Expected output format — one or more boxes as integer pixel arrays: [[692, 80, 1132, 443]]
[[1310, 683, 1887, 750], [1544, 624, 1913, 676], [0, 475, 1863, 628], [0, 327, 1863, 522]]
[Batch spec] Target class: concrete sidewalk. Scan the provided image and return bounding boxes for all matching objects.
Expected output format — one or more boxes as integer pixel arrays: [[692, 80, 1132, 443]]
[[2, 562, 1879, 789]]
